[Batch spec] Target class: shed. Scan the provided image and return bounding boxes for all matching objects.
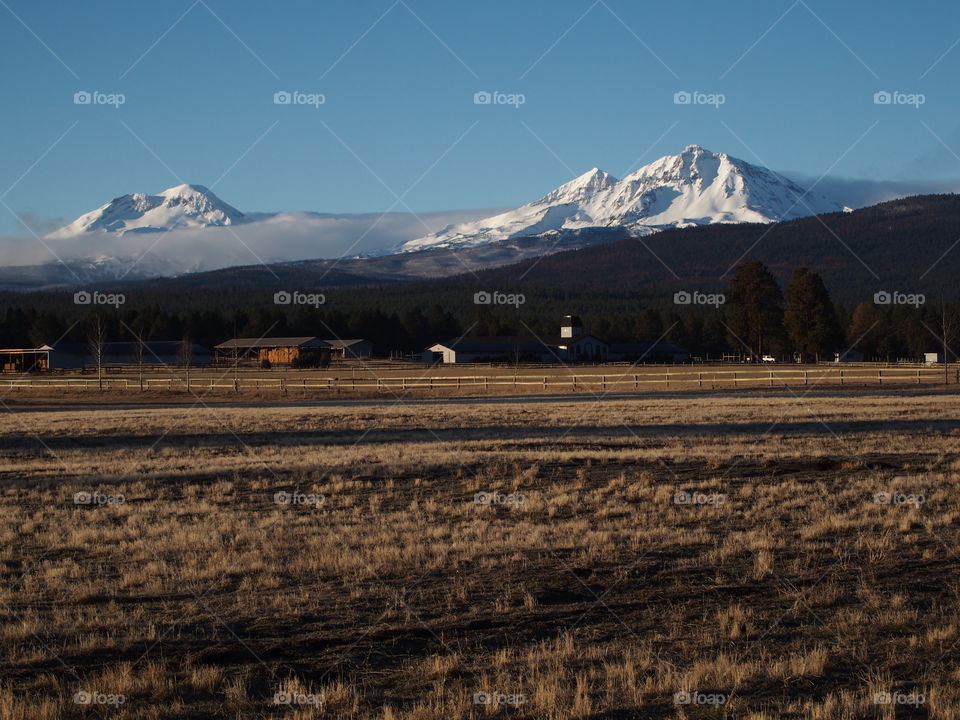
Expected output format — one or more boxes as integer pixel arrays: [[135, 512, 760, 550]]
[[0, 345, 53, 372], [323, 338, 372, 359], [214, 337, 330, 367]]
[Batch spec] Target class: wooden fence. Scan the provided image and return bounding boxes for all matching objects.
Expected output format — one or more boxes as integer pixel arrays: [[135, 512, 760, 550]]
[[0, 366, 953, 394]]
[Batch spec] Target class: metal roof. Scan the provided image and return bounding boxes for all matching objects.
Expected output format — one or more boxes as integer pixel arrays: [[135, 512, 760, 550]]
[[322, 338, 370, 349], [214, 337, 328, 349]]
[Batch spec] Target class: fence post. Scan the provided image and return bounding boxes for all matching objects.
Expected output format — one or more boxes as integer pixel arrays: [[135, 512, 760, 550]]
[[698, 372, 702, 388], [769, 370, 773, 387], [543, 376, 547, 390], [839, 369, 844, 385], [665, 372, 669, 390], [918, 368, 921, 385]]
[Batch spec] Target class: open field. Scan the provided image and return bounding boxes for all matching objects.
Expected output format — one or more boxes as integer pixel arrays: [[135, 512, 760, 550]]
[[3, 389, 960, 718]]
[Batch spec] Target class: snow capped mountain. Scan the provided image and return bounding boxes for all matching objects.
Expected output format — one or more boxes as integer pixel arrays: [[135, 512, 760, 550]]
[[47, 184, 245, 238], [399, 145, 844, 252], [13, 149, 851, 287]]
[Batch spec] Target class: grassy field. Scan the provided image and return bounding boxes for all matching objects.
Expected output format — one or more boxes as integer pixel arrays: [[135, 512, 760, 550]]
[[2, 388, 960, 718]]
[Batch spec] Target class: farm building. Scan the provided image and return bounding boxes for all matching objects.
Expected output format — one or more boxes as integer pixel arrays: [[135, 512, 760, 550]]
[[428, 335, 609, 364], [428, 315, 691, 365], [214, 337, 330, 367], [1, 341, 212, 371], [428, 316, 609, 364], [0, 345, 54, 372], [427, 338, 556, 364], [324, 338, 372, 359]]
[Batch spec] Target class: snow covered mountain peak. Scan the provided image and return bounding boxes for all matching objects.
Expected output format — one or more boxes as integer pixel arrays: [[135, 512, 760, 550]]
[[398, 145, 843, 252], [537, 167, 619, 206], [47, 184, 244, 238]]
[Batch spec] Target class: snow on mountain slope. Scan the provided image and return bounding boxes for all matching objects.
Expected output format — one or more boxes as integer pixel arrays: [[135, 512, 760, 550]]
[[47, 184, 245, 238], [399, 145, 843, 252]]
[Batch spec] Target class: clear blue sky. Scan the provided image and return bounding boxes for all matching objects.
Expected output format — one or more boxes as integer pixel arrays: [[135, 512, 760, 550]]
[[1, 0, 959, 234]]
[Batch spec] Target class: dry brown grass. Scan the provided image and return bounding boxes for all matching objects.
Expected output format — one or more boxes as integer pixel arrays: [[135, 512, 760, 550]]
[[1, 388, 959, 718]]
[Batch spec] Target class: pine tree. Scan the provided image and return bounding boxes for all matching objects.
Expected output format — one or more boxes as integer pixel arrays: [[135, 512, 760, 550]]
[[725, 261, 784, 360], [783, 268, 839, 361]]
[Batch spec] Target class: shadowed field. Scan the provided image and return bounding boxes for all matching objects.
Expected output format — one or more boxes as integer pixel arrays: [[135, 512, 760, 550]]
[[2, 389, 960, 718]]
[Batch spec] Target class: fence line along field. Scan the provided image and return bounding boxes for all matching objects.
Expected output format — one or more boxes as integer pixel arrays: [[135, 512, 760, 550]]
[[0, 362, 954, 398], [3, 388, 960, 718]]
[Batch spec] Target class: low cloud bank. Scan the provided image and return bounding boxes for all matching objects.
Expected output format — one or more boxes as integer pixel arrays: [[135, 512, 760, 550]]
[[781, 174, 960, 209], [0, 208, 503, 275]]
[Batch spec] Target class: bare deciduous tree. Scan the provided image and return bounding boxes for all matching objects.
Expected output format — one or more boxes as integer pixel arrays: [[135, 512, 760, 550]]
[[87, 314, 106, 391]]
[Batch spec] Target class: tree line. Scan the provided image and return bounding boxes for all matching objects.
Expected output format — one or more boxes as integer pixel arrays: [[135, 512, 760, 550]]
[[0, 261, 955, 362]]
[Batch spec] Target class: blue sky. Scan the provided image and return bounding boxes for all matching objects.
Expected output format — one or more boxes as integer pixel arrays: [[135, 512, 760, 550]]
[[2, 0, 959, 235]]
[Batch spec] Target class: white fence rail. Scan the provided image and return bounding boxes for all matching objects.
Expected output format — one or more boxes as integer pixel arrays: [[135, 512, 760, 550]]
[[0, 366, 952, 393]]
